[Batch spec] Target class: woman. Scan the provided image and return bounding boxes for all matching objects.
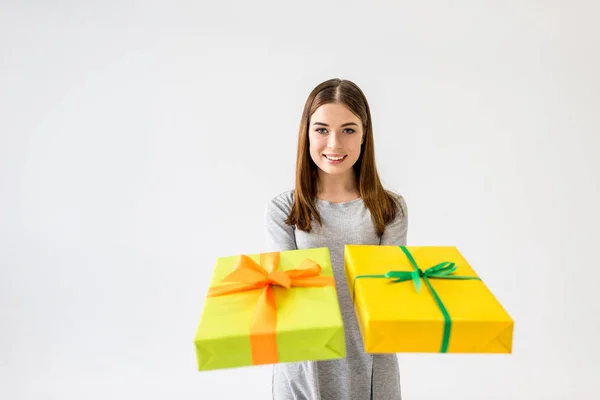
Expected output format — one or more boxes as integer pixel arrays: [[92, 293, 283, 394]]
[[265, 78, 408, 400]]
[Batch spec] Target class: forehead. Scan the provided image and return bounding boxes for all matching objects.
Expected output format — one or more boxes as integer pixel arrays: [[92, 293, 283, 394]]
[[310, 103, 361, 124]]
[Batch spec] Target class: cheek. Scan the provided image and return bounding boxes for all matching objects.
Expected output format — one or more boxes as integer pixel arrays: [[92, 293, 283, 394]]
[[350, 138, 363, 155], [308, 137, 320, 160], [309, 136, 324, 152]]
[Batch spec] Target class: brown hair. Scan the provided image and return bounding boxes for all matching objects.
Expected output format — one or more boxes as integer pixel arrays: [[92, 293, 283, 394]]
[[285, 78, 403, 237]]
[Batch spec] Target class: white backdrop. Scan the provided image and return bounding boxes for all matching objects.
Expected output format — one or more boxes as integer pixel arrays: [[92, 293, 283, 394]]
[[1, 1, 599, 399]]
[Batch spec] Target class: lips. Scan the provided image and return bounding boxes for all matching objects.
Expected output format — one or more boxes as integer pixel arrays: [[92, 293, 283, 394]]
[[323, 154, 346, 161]]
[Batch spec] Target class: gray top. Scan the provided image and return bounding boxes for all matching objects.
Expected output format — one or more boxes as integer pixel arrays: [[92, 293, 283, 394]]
[[264, 189, 408, 400]]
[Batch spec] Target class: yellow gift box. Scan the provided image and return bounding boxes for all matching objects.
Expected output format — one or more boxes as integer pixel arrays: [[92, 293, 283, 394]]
[[344, 245, 514, 353]]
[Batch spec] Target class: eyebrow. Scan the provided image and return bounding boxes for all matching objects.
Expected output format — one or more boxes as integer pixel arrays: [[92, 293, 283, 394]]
[[312, 122, 359, 127]]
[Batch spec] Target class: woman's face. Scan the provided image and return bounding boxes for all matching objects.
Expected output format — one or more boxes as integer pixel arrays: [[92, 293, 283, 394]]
[[308, 103, 364, 177]]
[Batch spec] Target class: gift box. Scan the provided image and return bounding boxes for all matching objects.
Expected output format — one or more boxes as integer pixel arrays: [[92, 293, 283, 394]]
[[194, 248, 346, 371], [344, 245, 514, 353]]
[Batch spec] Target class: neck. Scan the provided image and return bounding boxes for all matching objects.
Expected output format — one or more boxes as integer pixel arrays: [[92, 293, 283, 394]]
[[316, 169, 360, 200]]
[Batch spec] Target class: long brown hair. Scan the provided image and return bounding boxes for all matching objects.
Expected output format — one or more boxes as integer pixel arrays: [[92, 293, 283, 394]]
[[285, 78, 403, 237]]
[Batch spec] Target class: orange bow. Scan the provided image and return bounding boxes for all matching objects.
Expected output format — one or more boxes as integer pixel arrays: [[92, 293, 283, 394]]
[[207, 252, 335, 365]]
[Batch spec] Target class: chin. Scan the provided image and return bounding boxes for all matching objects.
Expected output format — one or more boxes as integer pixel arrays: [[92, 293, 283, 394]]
[[319, 164, 352, 175]]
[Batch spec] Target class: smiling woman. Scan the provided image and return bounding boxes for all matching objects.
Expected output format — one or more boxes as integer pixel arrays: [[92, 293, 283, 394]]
[[265, 78, 408, 400], [286, 78, 403, 237]]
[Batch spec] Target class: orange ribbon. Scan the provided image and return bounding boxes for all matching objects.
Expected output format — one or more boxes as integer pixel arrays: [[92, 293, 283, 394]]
[[207, 252, 335, 365]]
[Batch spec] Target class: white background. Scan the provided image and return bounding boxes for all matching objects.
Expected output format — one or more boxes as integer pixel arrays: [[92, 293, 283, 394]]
[[1, 1, 599, 399]]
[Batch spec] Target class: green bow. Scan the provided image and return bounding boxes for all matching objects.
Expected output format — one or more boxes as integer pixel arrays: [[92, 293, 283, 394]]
[[352, 246, 480, 353]]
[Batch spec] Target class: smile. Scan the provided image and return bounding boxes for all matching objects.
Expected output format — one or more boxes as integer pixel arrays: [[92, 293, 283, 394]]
[[323, 154, 347, 164]]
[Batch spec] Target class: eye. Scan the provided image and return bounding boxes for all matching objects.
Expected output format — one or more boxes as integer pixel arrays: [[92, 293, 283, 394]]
[[344, 128, 356, 134], [316, 128, 328, 134]]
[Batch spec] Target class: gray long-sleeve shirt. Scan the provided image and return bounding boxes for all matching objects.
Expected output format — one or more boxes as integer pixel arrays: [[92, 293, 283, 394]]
[[264, 189, 408, 400]]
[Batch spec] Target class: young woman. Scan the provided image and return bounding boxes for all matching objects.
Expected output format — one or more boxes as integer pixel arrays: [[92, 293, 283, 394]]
[[265, 78, 408, 400]]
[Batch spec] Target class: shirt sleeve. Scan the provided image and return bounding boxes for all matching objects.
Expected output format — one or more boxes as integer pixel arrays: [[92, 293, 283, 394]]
[[264, 195, 298, 251], [379, 194, 408, 246]]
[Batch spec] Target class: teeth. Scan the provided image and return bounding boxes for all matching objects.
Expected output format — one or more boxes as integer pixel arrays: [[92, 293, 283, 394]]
[[325, 155, 344, 160]]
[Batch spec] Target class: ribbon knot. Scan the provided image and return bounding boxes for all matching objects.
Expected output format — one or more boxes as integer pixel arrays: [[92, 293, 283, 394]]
[[267, 270, 292, 288], [207, 252, 335, 365]]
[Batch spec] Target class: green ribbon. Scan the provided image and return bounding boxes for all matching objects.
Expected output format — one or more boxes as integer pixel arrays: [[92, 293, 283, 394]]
[[352, 246, 480, 353]]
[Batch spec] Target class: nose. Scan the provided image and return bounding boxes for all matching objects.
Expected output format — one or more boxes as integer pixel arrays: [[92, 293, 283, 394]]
[[326, 131, 342, 149]]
